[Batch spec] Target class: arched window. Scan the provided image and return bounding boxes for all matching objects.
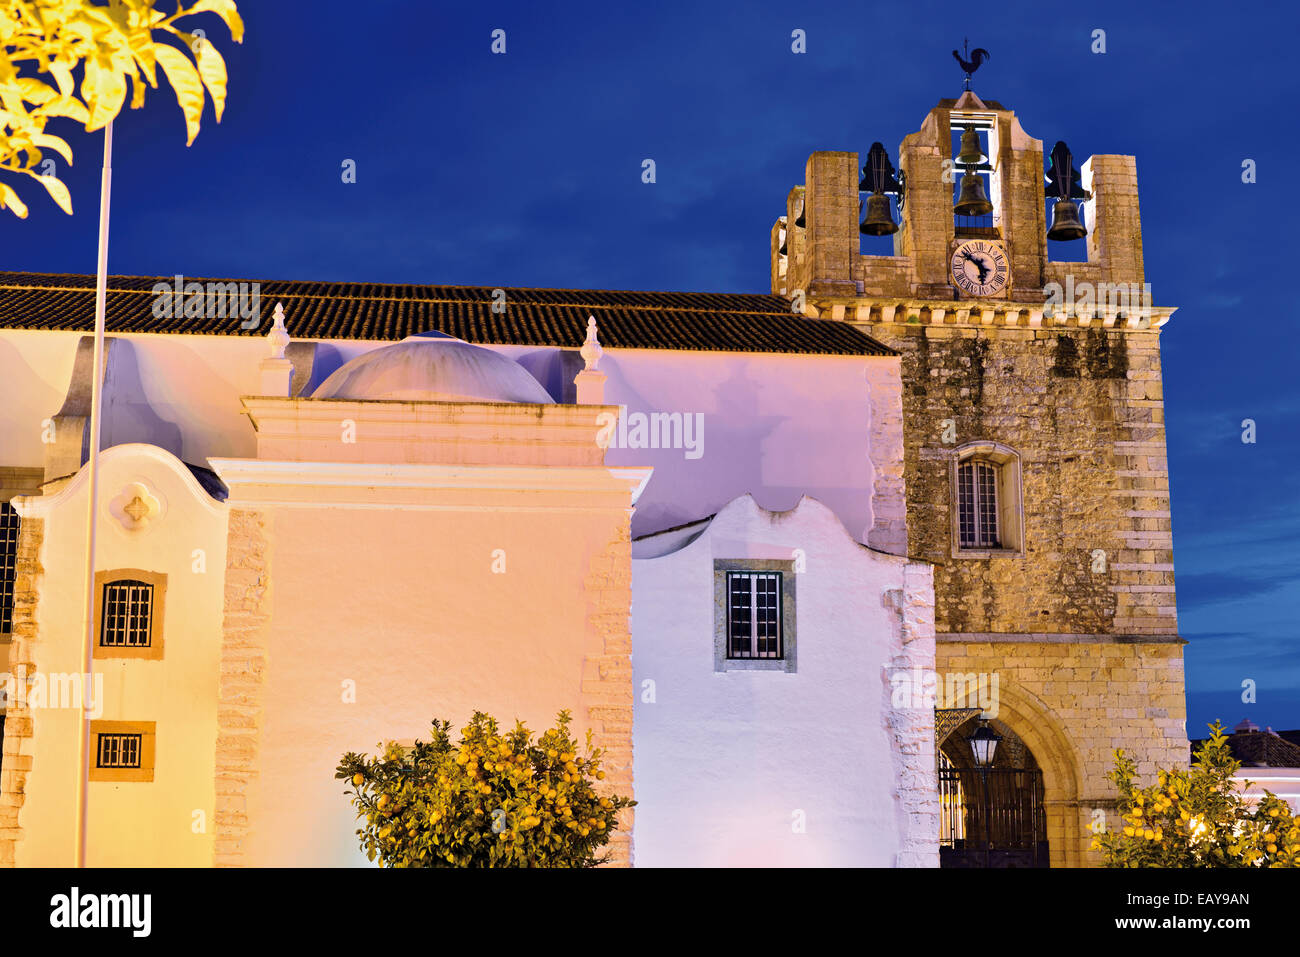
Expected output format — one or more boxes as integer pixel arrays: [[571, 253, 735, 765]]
[[950, 442, 1024, 557]]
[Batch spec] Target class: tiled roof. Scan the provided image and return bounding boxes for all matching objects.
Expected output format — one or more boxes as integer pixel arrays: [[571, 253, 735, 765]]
[[0, 272, 894, 356], [1192, 731, 1300, 768]]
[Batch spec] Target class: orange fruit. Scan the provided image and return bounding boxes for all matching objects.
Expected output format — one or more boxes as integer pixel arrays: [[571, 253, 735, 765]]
[[352, 773, 364, 787]]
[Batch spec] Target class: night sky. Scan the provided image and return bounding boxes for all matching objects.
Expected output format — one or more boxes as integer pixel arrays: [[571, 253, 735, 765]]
[[3, 0, 1297, 736]]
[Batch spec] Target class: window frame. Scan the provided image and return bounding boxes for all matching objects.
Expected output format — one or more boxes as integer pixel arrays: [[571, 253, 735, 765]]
[[726, 570, 784, 660], [949, 441, 1024, 559], [94, 569, 166, 660], [713, 559, 797, 673], [88, 720, 156, 782]]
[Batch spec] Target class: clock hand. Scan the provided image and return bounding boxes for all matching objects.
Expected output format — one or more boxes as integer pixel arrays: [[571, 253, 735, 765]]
[[961, 250, 990, 283]]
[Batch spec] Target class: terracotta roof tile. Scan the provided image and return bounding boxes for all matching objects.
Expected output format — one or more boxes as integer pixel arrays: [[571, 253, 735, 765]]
[[0, 272, 894, 356]]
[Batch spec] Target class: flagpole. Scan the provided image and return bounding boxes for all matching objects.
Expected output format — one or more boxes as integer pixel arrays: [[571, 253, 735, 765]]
[[75, 119, 112, 869]]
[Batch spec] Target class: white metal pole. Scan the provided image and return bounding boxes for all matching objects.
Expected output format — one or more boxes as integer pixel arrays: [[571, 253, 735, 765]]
[[75, 119, 112, 869]]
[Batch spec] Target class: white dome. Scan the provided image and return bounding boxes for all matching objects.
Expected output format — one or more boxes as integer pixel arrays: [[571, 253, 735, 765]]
[[312, 335, 553, 404]]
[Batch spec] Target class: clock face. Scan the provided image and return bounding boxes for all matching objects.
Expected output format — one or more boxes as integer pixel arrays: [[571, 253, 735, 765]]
[[950, 239, 1009, 297]]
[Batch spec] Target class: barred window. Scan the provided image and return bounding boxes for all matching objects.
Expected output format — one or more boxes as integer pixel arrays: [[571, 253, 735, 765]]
[[727, 571, 782, 659], [958, 460, 1001, 549], [0, 502, 18, 633], [96, 732, 142, 769], [100, 580, 154, 648]]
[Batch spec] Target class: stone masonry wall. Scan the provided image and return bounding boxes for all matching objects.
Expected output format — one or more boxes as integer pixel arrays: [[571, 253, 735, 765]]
[[870, 320, 1175, 637], [937, 639, 1186, 866], [0, 517, 43, 867], [212, 508, 273, 867], [887, 561, 940, 867], [580, 523, 635, 867]]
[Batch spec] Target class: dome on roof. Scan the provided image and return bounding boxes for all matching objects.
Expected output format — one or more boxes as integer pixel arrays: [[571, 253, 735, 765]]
[[312, 336, 553, 404]]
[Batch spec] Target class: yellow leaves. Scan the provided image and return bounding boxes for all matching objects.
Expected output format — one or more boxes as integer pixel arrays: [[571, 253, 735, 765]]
[[186, 0, 245, 43], [80, 55, 126, 131], [153, 44, 202, 145], [27, 169, 72, 213], [48, 62, 75, 98], [0, 181, 28, 218], [3, 0, 244, 218], [40, 94, 89, 124]]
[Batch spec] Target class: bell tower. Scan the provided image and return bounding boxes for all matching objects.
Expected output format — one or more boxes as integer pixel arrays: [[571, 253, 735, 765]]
[[771, 67, 1186, 868]]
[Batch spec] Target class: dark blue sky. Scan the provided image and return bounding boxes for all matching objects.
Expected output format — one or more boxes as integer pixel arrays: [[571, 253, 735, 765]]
[[3, 0, 1298, 736]]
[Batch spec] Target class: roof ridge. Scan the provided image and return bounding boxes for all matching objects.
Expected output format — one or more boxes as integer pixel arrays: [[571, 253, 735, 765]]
[[0, 272, 791, 305], [0, 282, 797, 316]]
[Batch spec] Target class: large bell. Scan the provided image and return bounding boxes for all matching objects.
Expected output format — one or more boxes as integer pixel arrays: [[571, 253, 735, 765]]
[[860, 192, 898, 236], [954, 127, 987, 167], [1047, 197, 1086, 241], [954, 171, 993, 217]]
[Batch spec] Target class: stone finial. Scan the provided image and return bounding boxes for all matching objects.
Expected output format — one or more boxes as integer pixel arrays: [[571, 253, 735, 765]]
[[573, 316, 607, 405], [267, 303, 290, 359], [580, 316, 602, 372]]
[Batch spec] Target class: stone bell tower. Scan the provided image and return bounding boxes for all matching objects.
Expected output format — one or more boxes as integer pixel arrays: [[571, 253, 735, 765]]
[[772, 88, 1187, 867]]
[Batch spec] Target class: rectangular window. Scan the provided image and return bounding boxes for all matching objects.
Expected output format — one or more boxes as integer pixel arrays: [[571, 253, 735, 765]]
[[96, 732, 143, 769], [0, 502, 18, 634], [727, 571, 782, 659], [100, 580, 153, 648], [958, 461, 1001, 549], [88, 720, 156, 782]]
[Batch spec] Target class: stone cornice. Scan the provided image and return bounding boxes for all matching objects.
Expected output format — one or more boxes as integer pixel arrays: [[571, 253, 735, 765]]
[[804, 296, 1176, 331], [207, 458, 653, 509]]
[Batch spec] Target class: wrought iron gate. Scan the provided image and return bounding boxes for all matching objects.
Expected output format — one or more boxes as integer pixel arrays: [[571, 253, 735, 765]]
[[938, 754, 1049, 867]]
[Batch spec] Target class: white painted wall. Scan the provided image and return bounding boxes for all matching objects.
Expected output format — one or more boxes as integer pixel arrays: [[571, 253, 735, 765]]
[[1234, 770, 1300, 813], [0, 333, 905, 550], [11, 444, 228, 866], [630, 494, 937, 867]]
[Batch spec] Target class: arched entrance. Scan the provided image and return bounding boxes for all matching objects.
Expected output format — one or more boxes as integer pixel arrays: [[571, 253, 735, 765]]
[[938, 714, 1050, 868]]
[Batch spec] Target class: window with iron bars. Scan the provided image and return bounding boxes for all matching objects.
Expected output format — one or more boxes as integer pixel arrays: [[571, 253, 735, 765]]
[[0, 502, 18, 634], [727, 571, 782, 659], [100, 580, 154, 648], [96, 732, 143, 769], [957, 460, 1001, 549]]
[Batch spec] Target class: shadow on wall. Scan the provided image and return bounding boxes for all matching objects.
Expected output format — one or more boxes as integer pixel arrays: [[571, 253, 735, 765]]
[[513, 348, 581, 403], [609, 360, 786, 537], [98, 339, 183, 461], [0, 336, 67, 466]]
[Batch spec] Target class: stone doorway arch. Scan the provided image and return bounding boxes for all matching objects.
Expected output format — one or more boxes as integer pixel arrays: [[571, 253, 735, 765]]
[[936, 688, 1083, 867]]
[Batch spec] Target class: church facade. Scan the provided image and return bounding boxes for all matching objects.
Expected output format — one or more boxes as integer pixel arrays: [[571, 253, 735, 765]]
[[0, 93, 1185, 867]]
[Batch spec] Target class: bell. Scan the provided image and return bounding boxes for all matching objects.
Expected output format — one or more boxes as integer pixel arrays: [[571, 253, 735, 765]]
[[779, 237, 788, 256], [794, 203, 806, 228], [860, 192, 898, 236], [954, 171, 993, 217], [1047, 197, 1086, 241], [954, 127, 986, 167]]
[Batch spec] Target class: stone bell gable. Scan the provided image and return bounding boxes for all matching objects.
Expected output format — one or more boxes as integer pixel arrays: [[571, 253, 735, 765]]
[[770, 91, 1186, 867]]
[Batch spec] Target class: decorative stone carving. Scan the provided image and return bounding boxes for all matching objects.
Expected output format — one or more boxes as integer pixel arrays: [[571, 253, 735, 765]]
[[108, 481, 162, 531]]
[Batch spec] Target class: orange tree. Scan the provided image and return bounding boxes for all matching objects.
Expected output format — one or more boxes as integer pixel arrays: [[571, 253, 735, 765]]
[[1095, 721, 1300, 867], [336, 710, 634, 868]]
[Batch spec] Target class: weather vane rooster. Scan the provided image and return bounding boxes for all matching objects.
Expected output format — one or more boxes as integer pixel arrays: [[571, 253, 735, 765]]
[[952, 39, 990, 91]]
